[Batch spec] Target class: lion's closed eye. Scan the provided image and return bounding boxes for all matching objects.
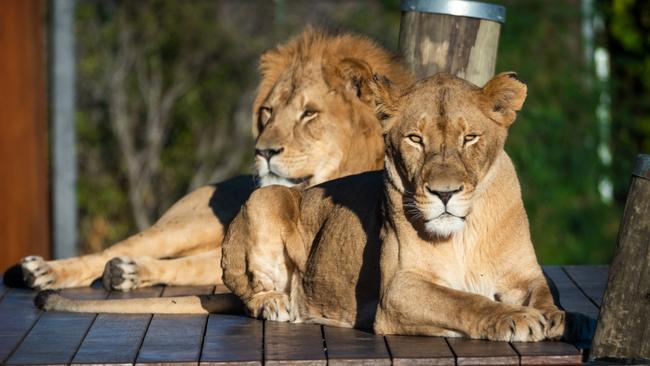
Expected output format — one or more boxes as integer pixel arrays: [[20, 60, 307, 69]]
[[259, 107, 273, 127], [301, 109, 319, 122], [463, 134, 480, 146], [405, 134, 423, 149]]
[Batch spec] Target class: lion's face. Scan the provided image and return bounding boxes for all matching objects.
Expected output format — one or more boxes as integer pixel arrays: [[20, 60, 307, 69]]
[[250, 28, 413, 189], [254, 62, 378, 188], [376, 73, 527, 237]]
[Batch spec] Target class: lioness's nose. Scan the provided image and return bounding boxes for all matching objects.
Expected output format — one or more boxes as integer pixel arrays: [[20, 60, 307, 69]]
[[425, 185, 464, 205], [255, 147, 284, 161]]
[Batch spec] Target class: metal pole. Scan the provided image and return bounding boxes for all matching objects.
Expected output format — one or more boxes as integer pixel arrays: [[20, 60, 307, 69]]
[[52, 0, 77, 258]]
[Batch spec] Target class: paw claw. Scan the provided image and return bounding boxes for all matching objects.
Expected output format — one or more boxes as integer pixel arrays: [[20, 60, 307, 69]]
[[484, 307, 547, 342], [542, 308, 565, 340]]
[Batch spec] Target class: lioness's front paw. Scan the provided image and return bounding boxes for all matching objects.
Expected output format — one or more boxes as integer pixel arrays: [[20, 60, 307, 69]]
[[246, 291, 291, 322], [21, 256, 57, 290], [541, 308, 565, 340], [102, 256, 140, 291], [483, 307, 547, 342]]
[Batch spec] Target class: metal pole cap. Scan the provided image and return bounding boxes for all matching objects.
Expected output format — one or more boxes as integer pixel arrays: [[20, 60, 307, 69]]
[[401, 0, 506, 23], [633, 154, 650, 180]]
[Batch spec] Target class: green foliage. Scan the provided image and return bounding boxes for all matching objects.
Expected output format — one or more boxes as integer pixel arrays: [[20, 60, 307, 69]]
[[604, 0, 650, 203], [75, 0, 638, 264], [74, 0, 402, 252], [497, 0, 618, 263]]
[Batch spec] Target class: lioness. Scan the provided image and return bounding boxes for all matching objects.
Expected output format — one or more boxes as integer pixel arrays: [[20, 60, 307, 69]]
[[37, 72, 565, 342], [8, 27, 412, 291]]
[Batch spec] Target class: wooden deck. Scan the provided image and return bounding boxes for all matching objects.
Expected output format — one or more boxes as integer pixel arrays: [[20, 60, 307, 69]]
[[0, 265, 607, 365]]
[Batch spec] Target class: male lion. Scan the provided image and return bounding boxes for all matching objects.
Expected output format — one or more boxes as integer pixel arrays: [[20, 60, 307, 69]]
[[37, 72, 566, 342], [9, 27, 412, 291]]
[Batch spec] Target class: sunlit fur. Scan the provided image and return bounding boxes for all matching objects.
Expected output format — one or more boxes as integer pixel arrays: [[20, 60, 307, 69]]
[[379, 74, 520, 238], [38, 73, 570, 344], [252, 26, 413, 187], [218, 72, 566, 342], [16, 27, 413, 292]]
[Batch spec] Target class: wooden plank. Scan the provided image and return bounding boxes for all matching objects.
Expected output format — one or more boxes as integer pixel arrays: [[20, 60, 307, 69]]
[[543, 266, 599, 351], [71, 286, 164, 365], [323, 326, 391, 366], [563, 265, 608, 307], [0, 277, 9, 301], [0, 288, 41, 363], [200, 314, 263, 366], [135, 286, 210, 365], [265, 321, 326, 366], [511, 341, 582, 365], [446, 338, 519, 365], [386, 335, 455, 365], [136, 314, 207, 365], [6, 285, 108, 365], [543, 266, 599, 320]]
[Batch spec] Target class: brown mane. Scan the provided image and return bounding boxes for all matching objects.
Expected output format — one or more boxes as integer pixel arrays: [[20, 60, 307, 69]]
[[252, 26, 412, 137]]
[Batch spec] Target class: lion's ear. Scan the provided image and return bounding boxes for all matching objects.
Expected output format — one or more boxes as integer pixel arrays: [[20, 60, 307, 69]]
[[327, 58, 375, 104], [368, 74, 401, 131], [481, 72, 527, 126]]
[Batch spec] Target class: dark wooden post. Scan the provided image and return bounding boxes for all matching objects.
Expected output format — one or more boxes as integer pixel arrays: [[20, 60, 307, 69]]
[[0, 0, 51, 270], [398, 0, 505, 86], [591, 154, 650, 362]]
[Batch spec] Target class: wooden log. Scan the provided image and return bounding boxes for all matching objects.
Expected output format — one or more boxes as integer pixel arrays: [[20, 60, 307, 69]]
[[398, 0, 505, 86], [591, 154, 650, 362]]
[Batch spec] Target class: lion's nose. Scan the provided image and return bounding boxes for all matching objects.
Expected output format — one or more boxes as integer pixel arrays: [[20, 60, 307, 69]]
[[255, 147, 284, 161], [425, 185, 464, 205]]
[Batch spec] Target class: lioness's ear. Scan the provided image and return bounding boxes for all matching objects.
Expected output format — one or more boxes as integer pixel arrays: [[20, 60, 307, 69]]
[[368, 73, 400, 131], [481, 72, 527, 126], [327, 58, 375, 104]]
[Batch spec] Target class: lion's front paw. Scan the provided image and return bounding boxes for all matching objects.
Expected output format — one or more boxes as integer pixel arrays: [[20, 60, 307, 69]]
[[102, 256, 140, 291], [541, 308, 565, 340], [483, 307, 547, 342], [246, 291, 292, 322], [21, 256, 57, 290]]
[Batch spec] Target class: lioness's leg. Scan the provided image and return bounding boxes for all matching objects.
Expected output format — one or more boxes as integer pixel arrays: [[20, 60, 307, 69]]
[[102, 250, 222, 291], [518, 277, 566, 339], [374, 271, 548, 342], [20, 177, 255, 290], [222, 186, 306, 322]]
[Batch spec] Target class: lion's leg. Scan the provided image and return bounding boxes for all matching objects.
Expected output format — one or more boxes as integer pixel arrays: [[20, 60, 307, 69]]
[[374, 271, 549, 342], [102, 250, 223, 291], [222, 186, 306, 323], [21, 218, 222, 290], [20, 178, 256, 290]]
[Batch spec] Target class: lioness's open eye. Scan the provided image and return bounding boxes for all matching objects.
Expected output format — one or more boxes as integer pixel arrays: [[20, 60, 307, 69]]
[[407, 134, 423, 145], [464, 134, 479, 146], [301, 109, 318, 121], [259, 107, 272, 126]]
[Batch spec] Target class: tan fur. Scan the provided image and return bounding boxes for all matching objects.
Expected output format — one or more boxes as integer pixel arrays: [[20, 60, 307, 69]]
[[219, 72, 565, 341], [37, 73, 566, 343], [19, 27, 413, 291]]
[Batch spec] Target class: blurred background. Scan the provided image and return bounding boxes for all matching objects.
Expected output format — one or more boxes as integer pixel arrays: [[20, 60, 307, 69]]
[[1, 0, 648, 269]]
